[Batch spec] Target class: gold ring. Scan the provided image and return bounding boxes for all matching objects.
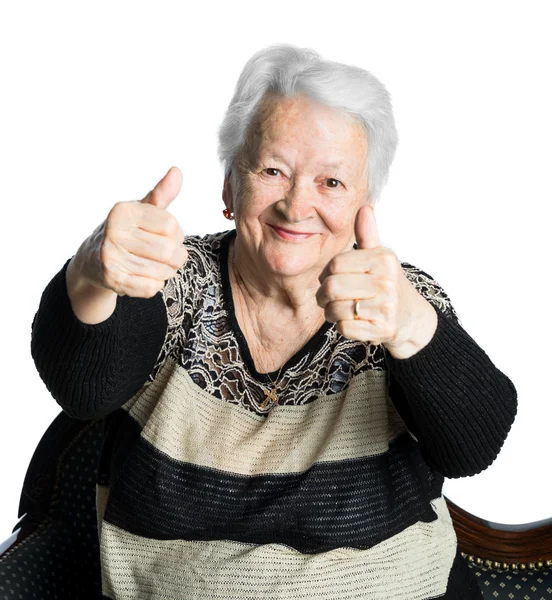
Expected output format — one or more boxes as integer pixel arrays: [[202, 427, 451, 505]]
[[353, 298, 361, 320]]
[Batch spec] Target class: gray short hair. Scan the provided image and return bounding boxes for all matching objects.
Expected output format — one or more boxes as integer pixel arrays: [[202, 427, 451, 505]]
[[217, 43, 399, 205]]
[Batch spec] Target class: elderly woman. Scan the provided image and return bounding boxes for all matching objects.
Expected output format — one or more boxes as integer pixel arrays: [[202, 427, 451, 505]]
[[31, 44, 517, 599]]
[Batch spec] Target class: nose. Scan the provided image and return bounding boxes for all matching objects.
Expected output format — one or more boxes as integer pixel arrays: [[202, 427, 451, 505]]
[[276, 180, 315, 223]]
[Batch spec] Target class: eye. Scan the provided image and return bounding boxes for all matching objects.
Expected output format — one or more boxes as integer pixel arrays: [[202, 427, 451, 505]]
[[263, 168, 281, 177], [326, 178, 343, 188]]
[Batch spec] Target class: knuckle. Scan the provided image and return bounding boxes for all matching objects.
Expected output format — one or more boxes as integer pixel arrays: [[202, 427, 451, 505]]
[[109, 200, 130, 222], [327, 256, 340, 274], [382, 298, 397, 314], [381, 278, 395, 294], [165, 213, 179, 235], [103, 268, 122, 294], [325, 304, 337, 323], [160, 239, 176, 263], [149, 279, 163, 297], [166, 260, 178, 278], [324, 276, 340, 299], [336, 321, 347, 337], [107, 201, 122, 218], [380, 247, 393, 261]]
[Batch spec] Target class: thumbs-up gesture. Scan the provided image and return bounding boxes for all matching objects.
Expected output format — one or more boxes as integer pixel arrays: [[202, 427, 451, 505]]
[[316, 204, 431, 352], [80, 166, 188, 299]]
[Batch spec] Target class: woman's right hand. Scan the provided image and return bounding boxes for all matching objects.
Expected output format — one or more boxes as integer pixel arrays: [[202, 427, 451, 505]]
[[77, 166, 188, 299]]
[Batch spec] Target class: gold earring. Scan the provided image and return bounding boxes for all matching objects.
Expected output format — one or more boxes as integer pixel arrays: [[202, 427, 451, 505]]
[[223, 208, 234, 220]]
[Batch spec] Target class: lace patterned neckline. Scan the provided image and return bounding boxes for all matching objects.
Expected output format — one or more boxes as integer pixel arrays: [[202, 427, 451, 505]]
[[218, 229, 333, 385]]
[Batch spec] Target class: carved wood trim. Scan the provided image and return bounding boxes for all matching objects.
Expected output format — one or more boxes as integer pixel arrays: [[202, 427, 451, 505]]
[[444, 495, 552, 568]]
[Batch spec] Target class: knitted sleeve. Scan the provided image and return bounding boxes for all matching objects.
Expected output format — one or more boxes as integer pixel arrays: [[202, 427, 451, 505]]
[[383, 263, 518, 478], [30, 245, 194, 421]]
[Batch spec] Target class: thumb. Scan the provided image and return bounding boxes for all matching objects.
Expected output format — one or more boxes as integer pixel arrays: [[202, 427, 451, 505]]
[[140, 166, 183, 210], [354, 204, 381, 250]]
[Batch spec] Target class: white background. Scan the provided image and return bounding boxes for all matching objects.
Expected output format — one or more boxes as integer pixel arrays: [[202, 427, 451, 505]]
[[1, 0, 551, 542]]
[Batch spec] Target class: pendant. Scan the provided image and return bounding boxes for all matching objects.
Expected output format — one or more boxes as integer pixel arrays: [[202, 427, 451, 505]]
[[261, 387, 278, 408]]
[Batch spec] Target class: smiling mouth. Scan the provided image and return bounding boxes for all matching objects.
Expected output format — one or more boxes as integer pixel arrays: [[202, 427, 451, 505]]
[[270, 225, 315, 239]]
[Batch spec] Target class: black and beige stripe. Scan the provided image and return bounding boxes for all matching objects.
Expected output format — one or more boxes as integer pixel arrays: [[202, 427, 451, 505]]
[[96, 359, 457, 599]]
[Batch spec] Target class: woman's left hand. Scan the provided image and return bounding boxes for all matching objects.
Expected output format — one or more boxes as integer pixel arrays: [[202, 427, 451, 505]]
[[316, 205, 432, 351]]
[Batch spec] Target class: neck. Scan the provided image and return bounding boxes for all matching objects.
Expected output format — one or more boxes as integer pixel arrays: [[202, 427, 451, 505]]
[[229, 236, 324, 323]]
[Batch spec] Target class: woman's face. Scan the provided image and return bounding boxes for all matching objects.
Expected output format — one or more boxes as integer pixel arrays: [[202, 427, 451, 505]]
[[225, 92, 370, 280]]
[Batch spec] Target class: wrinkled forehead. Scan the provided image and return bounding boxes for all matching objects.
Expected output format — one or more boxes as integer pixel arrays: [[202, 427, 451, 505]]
[[244, 93, 369, 175]]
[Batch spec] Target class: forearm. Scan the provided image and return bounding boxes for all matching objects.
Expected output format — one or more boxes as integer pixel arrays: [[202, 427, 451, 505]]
[[384, 308, 518, 478], [31, 257, 168, 420]]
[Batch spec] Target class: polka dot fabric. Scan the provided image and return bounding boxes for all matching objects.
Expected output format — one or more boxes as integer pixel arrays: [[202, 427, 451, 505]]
[[0, 413, 104, 600], [466, 562, 552, 599], [2, 412, 550, 599], [0, 520, 81, 598]]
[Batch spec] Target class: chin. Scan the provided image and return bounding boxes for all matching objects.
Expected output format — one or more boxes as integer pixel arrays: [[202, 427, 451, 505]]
[[263, 248, 320, 278]]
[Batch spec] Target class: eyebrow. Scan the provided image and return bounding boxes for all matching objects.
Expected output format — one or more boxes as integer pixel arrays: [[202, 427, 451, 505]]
[[267, 152, 343, 170]]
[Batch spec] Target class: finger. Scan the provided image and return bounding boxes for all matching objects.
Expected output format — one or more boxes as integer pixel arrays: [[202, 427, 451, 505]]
[[324, 298, 378, 323], [111, 248, 178, 281], [355, 204, 381, 250], [171, 244, 189, 269], [119, 227, 186, 268], [316, 273, 378, 308], [335, 319, 379, 344], [141, 166, 183, 210], [126, 244, 187, 277], [115, 272, 166, 299], [318, 248, 383, 283], [131, 202, 183, 239]]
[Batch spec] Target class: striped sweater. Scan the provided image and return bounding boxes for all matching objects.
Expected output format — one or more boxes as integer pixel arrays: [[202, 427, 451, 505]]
[[30, 228, 517, 599]]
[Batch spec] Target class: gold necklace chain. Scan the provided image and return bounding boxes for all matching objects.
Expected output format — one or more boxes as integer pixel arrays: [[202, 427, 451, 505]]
[[230, 239, 325, 409], [260, 310, 322, 408]]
